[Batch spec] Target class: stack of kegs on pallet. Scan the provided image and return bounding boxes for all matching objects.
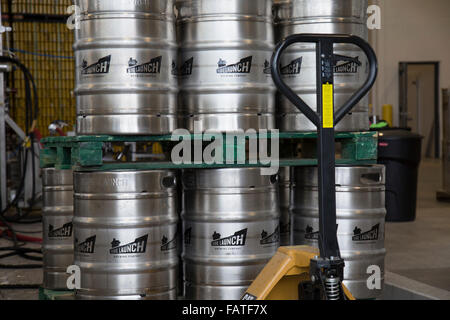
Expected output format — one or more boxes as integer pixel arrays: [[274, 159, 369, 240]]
[[41, 0, 385, 300]]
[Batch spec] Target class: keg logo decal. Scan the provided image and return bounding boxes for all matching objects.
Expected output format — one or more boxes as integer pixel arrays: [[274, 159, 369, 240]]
[[81, 55, 111, 75], [333, 55, 361, 74], [352, 224, 380, 242], [184, 227, 192, 245], [48, 222, 73, 238], [216, 56, 252, 74], [281, 57, 303, 75], [75, 235, 96, 254], [305, 225, 319, 240], [109, 235, 148, 254], [171, 60, 177, 76], [211, 229, 247, 247], [180, 57, 194, 76], [260, 225, 280, 245], [126, 56, 162, 74], [161, 234, 177, 251], [263, 60, 272, 74]]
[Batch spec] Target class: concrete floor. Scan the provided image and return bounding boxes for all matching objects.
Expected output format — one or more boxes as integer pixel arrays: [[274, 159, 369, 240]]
[[385, 159, 450, 292], [0, 159, 449, 300], [0, 222, 42, 300]]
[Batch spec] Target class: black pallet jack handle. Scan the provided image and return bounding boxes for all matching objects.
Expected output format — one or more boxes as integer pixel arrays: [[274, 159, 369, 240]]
[[271, 34, 378, 259]]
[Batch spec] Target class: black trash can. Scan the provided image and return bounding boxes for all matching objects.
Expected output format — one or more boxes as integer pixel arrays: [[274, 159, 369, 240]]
[[377, 130, 423, 222]]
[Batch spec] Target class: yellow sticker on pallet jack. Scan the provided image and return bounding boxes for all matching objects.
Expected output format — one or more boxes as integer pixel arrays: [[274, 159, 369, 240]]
[[322, 83, 334, 128]]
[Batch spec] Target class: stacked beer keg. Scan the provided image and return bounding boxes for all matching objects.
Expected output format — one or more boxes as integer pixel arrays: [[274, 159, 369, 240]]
[[70, 0, 179, 300], [175, 0, 281, 300]]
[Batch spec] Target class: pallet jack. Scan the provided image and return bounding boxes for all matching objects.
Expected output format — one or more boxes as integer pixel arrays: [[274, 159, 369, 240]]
[[242, 34, 378, 300]]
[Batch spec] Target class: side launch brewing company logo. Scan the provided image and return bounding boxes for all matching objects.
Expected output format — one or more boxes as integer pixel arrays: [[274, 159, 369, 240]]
[[211, 229, 247, 247], [81, 55, 111, 75], [352, 224, 380, 242], [216, 56, 252, 74], [304, 225, 319, 240], [281, 57, 303, 75], [179, 57, 194, 76], [127, 56, 162, 74], [48, 222, 73, 238], [75, 235, 96, 254], [333, 55, 361, 74], [260, 225, 280, 245], [161, 234, 177, 252], [109, 235, 148, 255]]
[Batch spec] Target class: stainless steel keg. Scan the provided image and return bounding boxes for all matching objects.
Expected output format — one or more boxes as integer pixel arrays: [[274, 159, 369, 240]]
[[73, 170, 179, 300], [74, 0, 178, 135], [273, 0, 370, 132], [279, 166, 291, 246], [291, 165, 386, 299], [42, 168, 74, 290], [176, 0, 276, 132], [182, 168, 280, 300]]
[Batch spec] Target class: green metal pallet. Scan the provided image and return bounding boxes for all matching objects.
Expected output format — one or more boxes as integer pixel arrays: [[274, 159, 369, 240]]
[[38, 287, 74, 300], [40, 132, 378, 171]]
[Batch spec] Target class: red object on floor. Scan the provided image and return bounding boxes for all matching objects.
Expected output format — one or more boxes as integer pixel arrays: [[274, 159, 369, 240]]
[[0, 228, 42, 243]]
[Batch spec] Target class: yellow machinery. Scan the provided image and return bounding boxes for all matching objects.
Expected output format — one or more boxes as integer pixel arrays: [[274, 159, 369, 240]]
[[242, 246, 355, 300]]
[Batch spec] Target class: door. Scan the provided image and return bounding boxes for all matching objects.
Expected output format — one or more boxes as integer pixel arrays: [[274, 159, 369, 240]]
[[399, 62, 440, 158]]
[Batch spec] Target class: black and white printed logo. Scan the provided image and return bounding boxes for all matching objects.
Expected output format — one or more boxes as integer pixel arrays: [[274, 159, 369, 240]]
[[281, 57, 303, 75], [211, 229, 247, 247], [171, 60, 177, 76], [48, 222, 73, 238], [127, 56, 162, 74], [109, 235, 148, 254], [81, 55, 111, 75], [184, 227, 192, 245], [161, 234, 177, 251], [179, 57, 194, 76], [263, 60, 272, 74], [75, 235, 96, 254], [333, 55, 361, 74], [260, 225, 280, 245], [216, 56, 252, 74], [352, 224, 380, 242], [304, 225, 319, 240]]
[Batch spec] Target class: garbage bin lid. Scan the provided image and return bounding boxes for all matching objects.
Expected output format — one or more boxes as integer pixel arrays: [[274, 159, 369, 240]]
[[378, 130, 423, 141]]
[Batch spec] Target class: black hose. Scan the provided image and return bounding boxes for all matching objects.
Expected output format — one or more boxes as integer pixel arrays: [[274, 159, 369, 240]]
[[0, 56, 40, 223]]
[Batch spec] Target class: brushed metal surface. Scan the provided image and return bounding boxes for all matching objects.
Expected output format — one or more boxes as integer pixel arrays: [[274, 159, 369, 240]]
[[182, 168, 280, 300], [273, 0, 370, 132], [74, 0, 178, 135], [292, 165, 386, 299], [73, 170, 179, 300], [42, 168, 74, 290], [176, 0, 276, 132]]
